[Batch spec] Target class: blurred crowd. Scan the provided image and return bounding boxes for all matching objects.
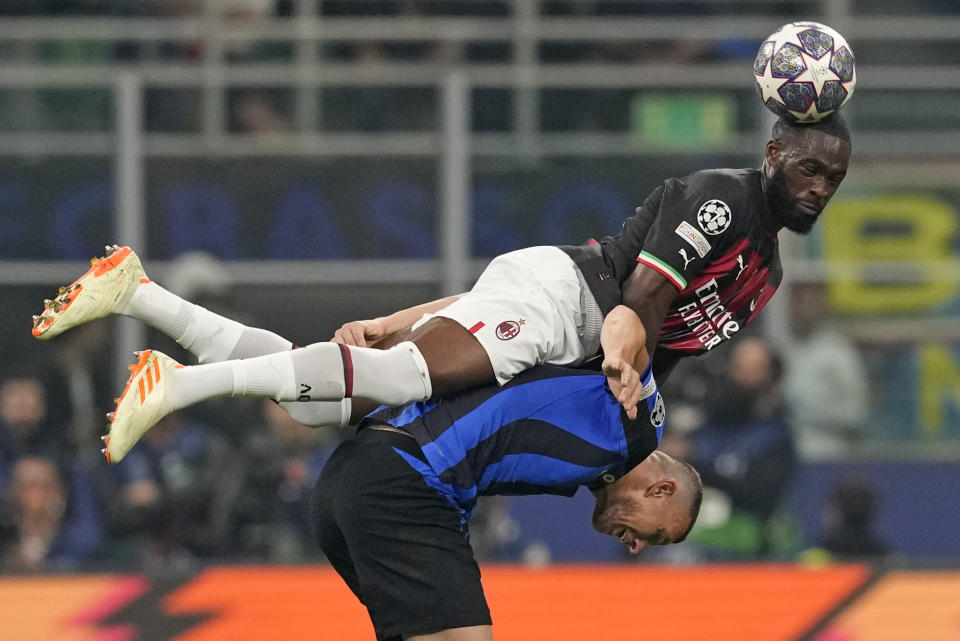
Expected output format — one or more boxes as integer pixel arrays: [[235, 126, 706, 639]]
[[1, 0, 954, 135], [0, 0, 781, 135], [0, 0, 906, 574], [0, 256, 346, 574], [643, 280, 887, 563], [0, 331, 343, 575], [0, 0, 957, 138], [0, 257, 894, 575]]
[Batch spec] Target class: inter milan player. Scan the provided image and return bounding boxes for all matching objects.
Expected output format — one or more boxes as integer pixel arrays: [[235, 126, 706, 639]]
[[32, 115, 850, 463], [313, 375, 700, 641], [312, 303, 700, 641]]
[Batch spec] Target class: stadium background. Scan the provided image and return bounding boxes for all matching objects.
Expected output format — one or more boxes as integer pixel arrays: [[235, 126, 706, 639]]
[[0, 1, 957, 640]]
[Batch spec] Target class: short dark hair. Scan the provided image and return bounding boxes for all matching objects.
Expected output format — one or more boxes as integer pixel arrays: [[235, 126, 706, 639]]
[[772, 113, 851, 149], [674, 459, 703, 543]]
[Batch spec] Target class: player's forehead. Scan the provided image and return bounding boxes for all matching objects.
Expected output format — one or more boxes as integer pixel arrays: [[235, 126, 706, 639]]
[[787, 128, 848, 152], [783, 130, 850, 166]]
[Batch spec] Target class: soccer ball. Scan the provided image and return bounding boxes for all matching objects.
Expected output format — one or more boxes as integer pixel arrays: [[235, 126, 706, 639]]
[[753, 22, 856, 123]]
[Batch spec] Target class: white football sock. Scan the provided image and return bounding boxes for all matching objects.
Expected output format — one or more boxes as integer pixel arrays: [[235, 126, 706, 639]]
[[280, 399, 352, 428], [168, 361, 236, 410], [166, 350, 298, 410], [229, 351, 299, 399], [164, 340, 431, 414], [210, 340, 431, 406], [122, 281, 293, 363], [290, 341, 432, 406], [349, 342, 433, 403]]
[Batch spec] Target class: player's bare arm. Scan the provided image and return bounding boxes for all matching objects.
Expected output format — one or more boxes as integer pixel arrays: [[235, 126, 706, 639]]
[[600, 304, 650, 419], [618, 262, 678, 366], [332, 294, 463, 347]]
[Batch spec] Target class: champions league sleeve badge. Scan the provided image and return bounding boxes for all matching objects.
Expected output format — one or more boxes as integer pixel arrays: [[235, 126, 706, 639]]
[[651, 393, 666, 428], [696, 199, 732, 235]]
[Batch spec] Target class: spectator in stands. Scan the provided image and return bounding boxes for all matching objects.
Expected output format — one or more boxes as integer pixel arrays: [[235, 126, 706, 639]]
[[112, 1, 205, 132], [39, 322, 113, 453], [784, 282, 869, 460], [0, 373, 61, 492], [107, 412, 243, 572], [0, 371, 104, 572], [661, 337, 797, 559], [230, 89, 292, 137], [218, 0, 296, 139], [819, 476, 891, 561], [0, 455, 102, 572], [539, 0, 757, 133], [234, 400, 341, 562], [466, 496, 524, 563]]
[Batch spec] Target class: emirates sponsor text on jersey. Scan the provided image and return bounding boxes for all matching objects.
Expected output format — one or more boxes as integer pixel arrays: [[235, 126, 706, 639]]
[[677, 278, 739, 350]]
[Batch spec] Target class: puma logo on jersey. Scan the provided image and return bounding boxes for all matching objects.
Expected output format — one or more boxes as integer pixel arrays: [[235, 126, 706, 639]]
[[736, 254, 747, 280], [678, 248, 695, 270]]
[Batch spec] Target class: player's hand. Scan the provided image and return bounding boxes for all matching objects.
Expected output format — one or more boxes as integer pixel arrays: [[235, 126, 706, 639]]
[[602, 355, 642, 419], [331, 319, 387, 347]]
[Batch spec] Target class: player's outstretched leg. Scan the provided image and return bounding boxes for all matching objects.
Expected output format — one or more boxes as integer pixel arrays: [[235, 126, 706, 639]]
[[32, 244, 294, 364], [33, 245, 362, 432], [32, 245, 145, 340], [102, 340, 436, 462]]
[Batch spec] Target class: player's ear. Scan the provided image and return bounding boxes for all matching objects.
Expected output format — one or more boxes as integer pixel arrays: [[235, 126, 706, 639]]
[[646, 479, 677, 498], [765, 139, 782, 166]]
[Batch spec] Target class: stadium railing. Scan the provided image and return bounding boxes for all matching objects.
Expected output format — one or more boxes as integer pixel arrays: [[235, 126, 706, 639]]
[[0, 3, 958, 452]]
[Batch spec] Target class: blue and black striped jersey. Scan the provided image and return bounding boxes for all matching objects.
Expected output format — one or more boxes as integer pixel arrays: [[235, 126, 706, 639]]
[[360, 365, 664, 516]]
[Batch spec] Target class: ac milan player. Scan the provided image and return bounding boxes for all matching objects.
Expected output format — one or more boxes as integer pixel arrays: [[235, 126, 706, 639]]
[[32, 115, 850, 464], [332, 114, 850, 391]]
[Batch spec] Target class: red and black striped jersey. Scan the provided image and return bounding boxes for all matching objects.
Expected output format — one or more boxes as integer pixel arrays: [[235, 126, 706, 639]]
[[596, 168, 783, 360]]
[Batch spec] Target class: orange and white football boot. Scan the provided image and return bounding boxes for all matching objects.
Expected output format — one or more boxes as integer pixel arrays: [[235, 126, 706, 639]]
[[32, 244, 146, 340], [102, 350, 181, 464]]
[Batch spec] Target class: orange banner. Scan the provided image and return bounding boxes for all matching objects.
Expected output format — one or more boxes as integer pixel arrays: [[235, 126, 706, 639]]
[[10, 564, 958, 641], [818, 571, 960, 641]]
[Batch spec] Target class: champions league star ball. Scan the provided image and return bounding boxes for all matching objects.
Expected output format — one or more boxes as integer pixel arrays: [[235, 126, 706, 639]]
[[753, 22, 856, 123]]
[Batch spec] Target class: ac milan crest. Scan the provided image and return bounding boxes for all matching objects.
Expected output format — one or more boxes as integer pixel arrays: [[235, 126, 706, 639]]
[[495, 320, 522, 341]]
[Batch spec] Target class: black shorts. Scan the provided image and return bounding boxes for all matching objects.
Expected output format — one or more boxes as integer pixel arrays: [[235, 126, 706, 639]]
[[311, 427, 491, 641]]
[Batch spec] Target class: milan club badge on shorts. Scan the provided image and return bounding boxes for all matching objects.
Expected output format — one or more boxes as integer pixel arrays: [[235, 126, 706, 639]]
[[495, 319, 522, 340], [696, 199, 732, 235]]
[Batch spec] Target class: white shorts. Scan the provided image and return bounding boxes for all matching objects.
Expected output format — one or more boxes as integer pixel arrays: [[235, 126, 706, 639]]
[[414, 246, 603, 385]]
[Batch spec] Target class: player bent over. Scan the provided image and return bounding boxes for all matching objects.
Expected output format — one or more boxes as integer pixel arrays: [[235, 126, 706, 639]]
[[313, 365, 701, 640], [319, 304, 698, 640]]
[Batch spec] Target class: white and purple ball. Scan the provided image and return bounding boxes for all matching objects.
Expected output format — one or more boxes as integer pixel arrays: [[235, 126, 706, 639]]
[[753, 22, 856, 123]]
